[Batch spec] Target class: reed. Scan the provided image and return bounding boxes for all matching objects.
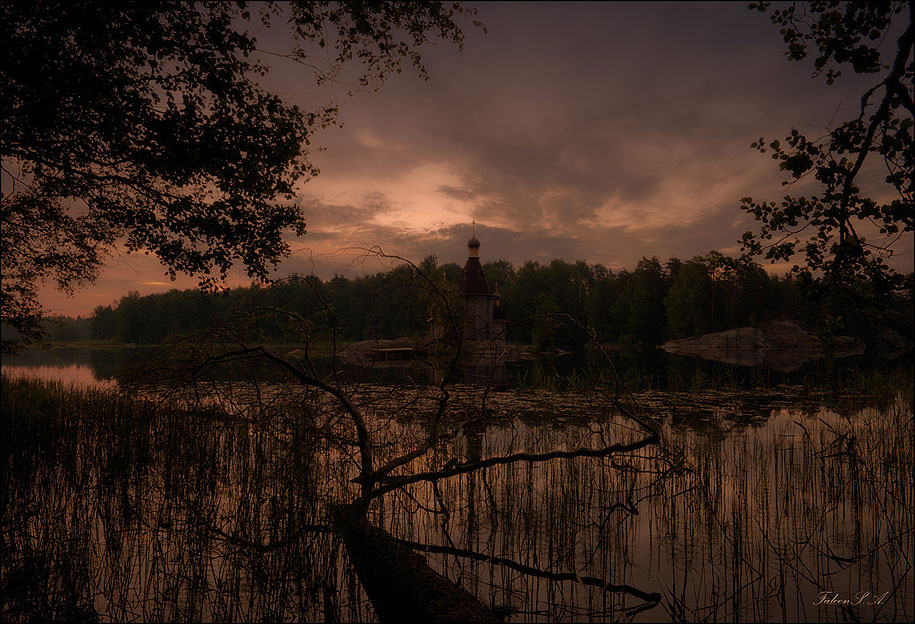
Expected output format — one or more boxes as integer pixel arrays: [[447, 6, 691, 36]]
[[2, 374, 912, 622]]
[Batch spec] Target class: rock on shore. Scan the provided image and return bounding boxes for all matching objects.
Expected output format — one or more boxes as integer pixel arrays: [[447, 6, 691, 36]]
[[661, 321, 865, 371]]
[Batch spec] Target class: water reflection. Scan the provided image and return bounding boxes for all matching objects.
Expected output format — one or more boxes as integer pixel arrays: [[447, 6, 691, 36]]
[[1, 351, 912, 623], [1, 347, 144, 386], [0, 344, 893, 392], [0, 363, 115, 388]]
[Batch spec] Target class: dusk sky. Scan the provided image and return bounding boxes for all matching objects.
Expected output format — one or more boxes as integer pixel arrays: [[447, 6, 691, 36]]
[[40, 1, 913, 316]]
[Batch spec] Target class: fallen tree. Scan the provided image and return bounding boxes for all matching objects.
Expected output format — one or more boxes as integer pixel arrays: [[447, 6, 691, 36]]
[[132, 251, 666, 621]]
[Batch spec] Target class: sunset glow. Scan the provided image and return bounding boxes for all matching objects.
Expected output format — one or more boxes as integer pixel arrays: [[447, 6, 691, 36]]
[[4, 5, 913, 622], [33, 2, 914, 315]]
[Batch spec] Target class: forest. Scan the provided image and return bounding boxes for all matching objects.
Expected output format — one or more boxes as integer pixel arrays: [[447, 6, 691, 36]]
[[4, 1, 913, 621], [37, 251, 912, 349]]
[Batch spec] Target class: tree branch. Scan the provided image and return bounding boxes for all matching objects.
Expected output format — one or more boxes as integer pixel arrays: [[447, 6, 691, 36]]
[[365, 432, 659, 501], [391, 535, 662, 609]]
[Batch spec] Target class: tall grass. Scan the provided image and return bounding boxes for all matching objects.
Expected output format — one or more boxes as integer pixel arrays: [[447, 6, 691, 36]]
[[1, 376, 346, 622], [2, 374, 912, 622]]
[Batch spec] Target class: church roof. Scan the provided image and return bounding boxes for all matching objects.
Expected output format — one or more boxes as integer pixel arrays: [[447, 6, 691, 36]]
[[460, 257, 490, 296]]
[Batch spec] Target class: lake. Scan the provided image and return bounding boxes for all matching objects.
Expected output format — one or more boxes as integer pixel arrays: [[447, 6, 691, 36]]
[[2, 346, 912, 622]]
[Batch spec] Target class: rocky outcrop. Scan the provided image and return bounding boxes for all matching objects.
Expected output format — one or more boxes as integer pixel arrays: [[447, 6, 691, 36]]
[[865, 308, 914, 360], [661, 321, 865, 371], [873, 327, 912, 360]]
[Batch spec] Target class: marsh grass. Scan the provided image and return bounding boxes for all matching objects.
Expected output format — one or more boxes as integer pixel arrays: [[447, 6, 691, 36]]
[[2, 375, 912, 622], [0, 376, 349, 622]]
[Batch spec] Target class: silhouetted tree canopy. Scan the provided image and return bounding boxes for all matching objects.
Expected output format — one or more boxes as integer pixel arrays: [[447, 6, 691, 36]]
[[0, 1, 479, 350], [741, 1, 913, 303], [78, 253, 826, 347]]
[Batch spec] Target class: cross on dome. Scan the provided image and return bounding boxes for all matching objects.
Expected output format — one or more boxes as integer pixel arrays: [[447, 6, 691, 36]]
[[467, 220, 480, 256]]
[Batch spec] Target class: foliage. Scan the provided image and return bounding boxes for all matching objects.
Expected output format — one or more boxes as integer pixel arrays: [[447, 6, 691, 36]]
[[509, 259, 593, 345], [665, 262, 714, 338], [621, 258, 668, 346], [531, 292, 560, 349], [665, 253, 787, 338], [740, 1, 914, 306], [0, 1, 479, 350], [74, 251, 845, 347]]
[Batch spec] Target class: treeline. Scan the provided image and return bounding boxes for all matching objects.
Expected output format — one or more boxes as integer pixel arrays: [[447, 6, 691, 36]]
[[77, 251, 907, 348], [0, 316, 93, 343]]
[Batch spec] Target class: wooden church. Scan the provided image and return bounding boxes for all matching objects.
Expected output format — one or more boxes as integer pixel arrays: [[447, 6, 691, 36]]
[[458, 228, 509, 384]]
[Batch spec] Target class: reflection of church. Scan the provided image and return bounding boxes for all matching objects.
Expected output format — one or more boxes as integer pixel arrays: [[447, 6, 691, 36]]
[[459, 230, 508, 384]]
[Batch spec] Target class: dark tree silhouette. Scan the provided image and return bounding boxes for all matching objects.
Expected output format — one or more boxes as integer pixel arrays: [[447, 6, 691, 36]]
[[133, 250, 665, 622], [0, 1, 480, 350], [740, 1, 913, 304]]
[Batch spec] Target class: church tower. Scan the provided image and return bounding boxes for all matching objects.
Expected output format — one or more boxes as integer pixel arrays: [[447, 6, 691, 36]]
[[457, 224, 507, 384], [459, 231, 493, 341]]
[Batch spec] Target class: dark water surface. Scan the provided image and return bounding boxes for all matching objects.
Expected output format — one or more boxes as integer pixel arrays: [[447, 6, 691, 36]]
[[0, 343, 894, 390], [2, 348, 912, 622]]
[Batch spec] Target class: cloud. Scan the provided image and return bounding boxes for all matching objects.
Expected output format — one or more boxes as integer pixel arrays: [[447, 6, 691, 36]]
[[437, 185, 476, 202], [40, 2, 913, 315], [296, 2, 838, 252]]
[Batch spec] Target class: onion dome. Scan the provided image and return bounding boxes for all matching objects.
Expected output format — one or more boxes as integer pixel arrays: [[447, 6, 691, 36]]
[[467, 234, 480, 258]]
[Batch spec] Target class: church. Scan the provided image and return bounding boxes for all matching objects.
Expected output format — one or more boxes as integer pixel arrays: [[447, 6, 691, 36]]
[[457, 229, 508, 383]]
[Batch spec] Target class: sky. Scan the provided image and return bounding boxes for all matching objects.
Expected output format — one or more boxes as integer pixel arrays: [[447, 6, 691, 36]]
[[38, 1, 913, 316]]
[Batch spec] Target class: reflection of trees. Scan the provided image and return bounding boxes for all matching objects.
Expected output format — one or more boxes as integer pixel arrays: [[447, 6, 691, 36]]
[[130, 252, 667, 621], [658, 397, 914, 623], [4, 349, 911, 620], [87, 347, 147, 381], [5, 257, 909, 621]]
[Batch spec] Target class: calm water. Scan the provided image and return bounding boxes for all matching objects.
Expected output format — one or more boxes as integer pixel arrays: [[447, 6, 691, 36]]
[[0, 343, 887, 390], [2, 348, 912, 622]]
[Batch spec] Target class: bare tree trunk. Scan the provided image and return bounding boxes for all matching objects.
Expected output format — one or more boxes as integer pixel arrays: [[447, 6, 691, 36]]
[[332, 504, 499, 624]]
